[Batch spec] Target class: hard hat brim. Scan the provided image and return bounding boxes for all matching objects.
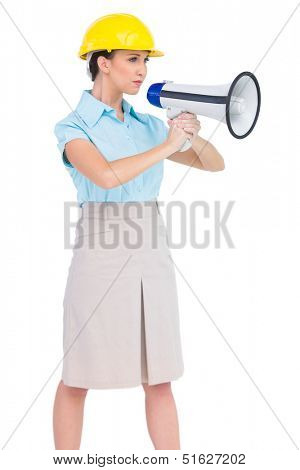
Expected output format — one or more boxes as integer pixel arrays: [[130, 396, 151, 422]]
[[78, 48, 164, 60]]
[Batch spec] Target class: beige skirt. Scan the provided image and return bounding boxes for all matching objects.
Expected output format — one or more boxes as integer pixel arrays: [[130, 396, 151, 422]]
[[61, 199, 184, 389]]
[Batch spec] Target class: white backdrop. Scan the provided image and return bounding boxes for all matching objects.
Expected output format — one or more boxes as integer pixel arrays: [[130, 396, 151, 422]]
[[1, 0, 299, 467]]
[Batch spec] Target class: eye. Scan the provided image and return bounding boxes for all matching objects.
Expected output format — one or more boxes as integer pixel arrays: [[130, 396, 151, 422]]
[[129, 57, 150, 63]]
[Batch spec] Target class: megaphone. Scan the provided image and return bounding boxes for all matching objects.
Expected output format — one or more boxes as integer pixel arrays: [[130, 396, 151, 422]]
[[147, 71, 261, 151]]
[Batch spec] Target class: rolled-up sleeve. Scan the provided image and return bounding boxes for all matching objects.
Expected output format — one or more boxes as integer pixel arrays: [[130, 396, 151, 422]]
[[54, 121, 90, 168]]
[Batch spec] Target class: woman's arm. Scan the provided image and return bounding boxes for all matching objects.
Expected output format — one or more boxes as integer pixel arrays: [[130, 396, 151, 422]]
[[167, 135, 225, 171], [64, 139, 175, 189], [166, 113, 225, 171]]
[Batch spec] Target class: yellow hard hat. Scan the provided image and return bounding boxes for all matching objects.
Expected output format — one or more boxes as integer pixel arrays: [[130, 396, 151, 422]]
[[78, 13, 164, 60]]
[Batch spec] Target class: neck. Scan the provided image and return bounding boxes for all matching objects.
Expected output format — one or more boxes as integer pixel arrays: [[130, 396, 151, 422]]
[[91, 77, 123, 115]]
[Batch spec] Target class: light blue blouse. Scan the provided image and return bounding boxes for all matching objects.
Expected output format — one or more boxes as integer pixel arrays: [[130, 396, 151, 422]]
[[54, 89, 169, 207]]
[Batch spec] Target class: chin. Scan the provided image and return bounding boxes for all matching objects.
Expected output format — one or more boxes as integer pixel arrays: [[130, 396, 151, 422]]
[[126, 89, 139, 95]]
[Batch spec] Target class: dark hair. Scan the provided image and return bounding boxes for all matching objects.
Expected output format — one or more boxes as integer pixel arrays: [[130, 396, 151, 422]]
[[88, 50, 117, 81]]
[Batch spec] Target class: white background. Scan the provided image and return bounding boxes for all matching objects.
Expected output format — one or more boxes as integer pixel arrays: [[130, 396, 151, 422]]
[[1, 0, 300, 467]]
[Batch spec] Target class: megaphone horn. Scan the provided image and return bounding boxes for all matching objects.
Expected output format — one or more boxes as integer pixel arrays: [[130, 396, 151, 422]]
[[147, 71, 261, 150]]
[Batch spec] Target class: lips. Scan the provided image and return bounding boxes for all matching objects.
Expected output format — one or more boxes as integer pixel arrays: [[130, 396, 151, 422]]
[[133, 81, 142, 84]]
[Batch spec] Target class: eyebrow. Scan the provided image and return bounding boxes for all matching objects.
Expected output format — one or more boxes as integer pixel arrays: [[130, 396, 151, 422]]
[[126, 53, 150, 57]]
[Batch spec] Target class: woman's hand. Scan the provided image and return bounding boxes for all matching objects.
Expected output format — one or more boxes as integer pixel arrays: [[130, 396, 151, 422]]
[[167, 112, 201, 146]]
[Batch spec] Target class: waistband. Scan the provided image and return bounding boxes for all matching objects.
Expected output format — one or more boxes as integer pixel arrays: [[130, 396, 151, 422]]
[[80, 200, 161, 219]]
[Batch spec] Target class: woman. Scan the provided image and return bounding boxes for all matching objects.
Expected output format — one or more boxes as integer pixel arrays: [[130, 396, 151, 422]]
[[52, 13, 224, 450]]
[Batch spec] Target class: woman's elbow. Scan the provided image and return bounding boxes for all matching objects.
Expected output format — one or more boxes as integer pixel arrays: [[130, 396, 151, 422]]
[[213, 161, 225, 171], [96, 173, 113, 189], [208, 158, 225, 172], [96, 169, 120, 189]]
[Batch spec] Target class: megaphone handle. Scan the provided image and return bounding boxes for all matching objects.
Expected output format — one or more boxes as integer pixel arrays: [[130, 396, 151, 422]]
[[166, 107, 192, 152], [179, 140, 192, 152]]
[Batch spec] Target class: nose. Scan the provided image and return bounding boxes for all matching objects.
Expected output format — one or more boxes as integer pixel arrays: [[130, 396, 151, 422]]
[[135, 63, 147, 81], [139, 70, 146, 80]]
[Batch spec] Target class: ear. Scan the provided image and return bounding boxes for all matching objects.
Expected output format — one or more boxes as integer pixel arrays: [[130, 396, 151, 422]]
[[97, 56, 109, 73]]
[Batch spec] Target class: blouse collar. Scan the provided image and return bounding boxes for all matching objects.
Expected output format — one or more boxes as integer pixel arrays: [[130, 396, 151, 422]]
[[74, 89, 149, 127]]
